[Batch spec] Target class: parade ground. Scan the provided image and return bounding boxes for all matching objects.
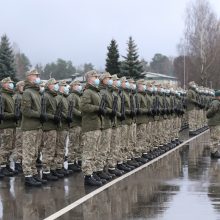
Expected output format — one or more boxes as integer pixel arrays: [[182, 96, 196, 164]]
[[1, 130, 220, 220]]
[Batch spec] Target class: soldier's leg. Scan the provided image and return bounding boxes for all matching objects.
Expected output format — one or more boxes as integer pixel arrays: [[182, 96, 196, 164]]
[[136, 123, 146, 157], [108, 127, 120, 168], [42, 130, 57, 173], [22, 129, 42, 177], [209, 126, 220, 154], [127, 124, 135, 159], [68, 126, 82, 171], [11, 127, 23, 164], [55, 130, 68, 170], [120, 124, 129, 162], [82, 130, 102, 176], [95, 128, 112, 172]]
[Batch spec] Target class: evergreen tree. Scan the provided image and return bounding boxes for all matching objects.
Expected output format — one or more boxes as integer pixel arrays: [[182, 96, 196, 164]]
[[105, 39, 120, 75], [120, 36, 143, 79], [0, 35, 16, 80]]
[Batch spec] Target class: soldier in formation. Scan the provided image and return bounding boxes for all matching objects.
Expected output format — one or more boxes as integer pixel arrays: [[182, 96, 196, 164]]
[[0, 69, 214, 187]]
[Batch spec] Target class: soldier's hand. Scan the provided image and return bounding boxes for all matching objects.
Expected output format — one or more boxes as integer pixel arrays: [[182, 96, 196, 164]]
[[40, 114, 48, 123], [66, 116, 73, 123], [54, 115, 60, 124]]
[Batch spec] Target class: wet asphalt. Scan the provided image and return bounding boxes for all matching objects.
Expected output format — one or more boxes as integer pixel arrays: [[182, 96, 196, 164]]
[[1, 131, 220, 220]]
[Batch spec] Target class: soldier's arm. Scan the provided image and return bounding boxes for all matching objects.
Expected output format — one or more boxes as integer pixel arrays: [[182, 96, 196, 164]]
[[207, 101, 219, 118], [81, 90, 99, 113], [138, 95, 147, 114], [45, 95, 54, 120], [21, 91, 40, 118], [72, 96, 82, 117], [3, 97, 14, 119]]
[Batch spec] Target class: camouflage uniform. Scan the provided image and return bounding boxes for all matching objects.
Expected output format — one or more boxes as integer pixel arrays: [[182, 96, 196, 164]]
[[11, 82, 24, 164], [97, 73, 113, 171], [55, 81, 69, 170], [207, 96, 220, 153], [81, 71, 103, 176], [41, 79, 59, 172], [67, 82, 82, 164], [21, 78, 43, 176], [0, 77, 16, 168]]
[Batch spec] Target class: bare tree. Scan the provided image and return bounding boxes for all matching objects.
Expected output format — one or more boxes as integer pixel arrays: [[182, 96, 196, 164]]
[[179, 0, 220, 87]]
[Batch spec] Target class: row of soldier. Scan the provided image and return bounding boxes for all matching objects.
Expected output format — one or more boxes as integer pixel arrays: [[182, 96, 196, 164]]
[[0, 69, 213, 187]]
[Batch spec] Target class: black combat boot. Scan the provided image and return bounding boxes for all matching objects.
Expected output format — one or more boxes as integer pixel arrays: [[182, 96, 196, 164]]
[[96, 171, 112, 181], [124, 162, 135, 170], [93, 172, 107, 184], [6, 165, 18, 175], [211, 151, 220, 159], [51, 169, 64, 178], [78, 160, 82, 167], [105, 170, 116, 179], [1, 166, 14, 177], [84, 175, 102, 187], [127, 160, 139, 168], [135, 157, 148, 164], [33, 174, 47, 184], [117, 163, 131, 172], [108, 168, 124, 177], [36, 158, 42, 168], [43, 172, 58, 181], [68, 163, 81, 172], [15, 162, 23, 173], [56, 168, 72, 176], [25, 176, 42, 187]]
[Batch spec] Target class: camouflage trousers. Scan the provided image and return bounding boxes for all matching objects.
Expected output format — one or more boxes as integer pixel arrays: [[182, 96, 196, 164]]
[[82, 129, 102, 176], [0, 128, 15, 165], [11, 127, 23, 163], [136, 123, 146, 157], [22, 129, 43, 176], [108, 127, 121, 168], [158, 120, 164, 146], [209, 125, 220, 153], [41, 130, 57, 172], [146, 122, 152, 152], [162, 119, 170, 144], [151, 120, 160, 148], [128, 122, 136, 159], [55, 130, 69, 169], [68, 126, 82, 163], [95, 128, 112, 171], [188, 109, 196, 131], [120, 124, 129, 162]]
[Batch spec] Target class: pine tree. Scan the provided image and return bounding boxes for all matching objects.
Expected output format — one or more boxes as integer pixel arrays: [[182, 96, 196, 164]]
[[0, 34, 16, 81], [120, 36, 143, 79], [105, 39, 120, 75]]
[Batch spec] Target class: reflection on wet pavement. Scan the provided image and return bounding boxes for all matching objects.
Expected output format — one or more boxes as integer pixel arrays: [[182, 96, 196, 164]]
[[1, 131, 220, 220]]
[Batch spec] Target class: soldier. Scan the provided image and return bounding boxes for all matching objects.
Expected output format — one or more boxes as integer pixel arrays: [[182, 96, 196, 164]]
[[11, 80, 24, 173], [120, 77, 139, 169], [41, 78, 62, 181], [54, 80, 72, 176], [0, 77, 17, 178], [207, 90, 220, 159], [108, 74, 126, 175], [81, 70, 105, 186], [21, 69, 46, 186], [187, 81, 199, 135], [67, 80, 82, 172], [97, 72, 116, 180], [135, 79, 149, 163]]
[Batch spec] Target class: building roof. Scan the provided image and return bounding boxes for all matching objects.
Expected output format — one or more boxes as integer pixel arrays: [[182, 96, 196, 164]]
[[143, 72, 177, 80]]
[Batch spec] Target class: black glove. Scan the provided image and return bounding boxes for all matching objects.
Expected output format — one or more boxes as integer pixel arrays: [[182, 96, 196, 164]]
[[0, 114, 4, 121], [66, 116, 73, 124], [54, 115, 60, 124], [98, 108, 107, 116], [40, 114, 48, 123], [120, 114, 125, 121], [14, 115, 20, 122]]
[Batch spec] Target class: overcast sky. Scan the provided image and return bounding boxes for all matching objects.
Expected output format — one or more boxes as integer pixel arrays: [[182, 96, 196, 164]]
[[1, 0, 220, 69]]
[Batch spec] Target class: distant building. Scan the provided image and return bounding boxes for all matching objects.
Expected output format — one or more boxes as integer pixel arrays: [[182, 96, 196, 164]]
[[143, 72, 179, 87]]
